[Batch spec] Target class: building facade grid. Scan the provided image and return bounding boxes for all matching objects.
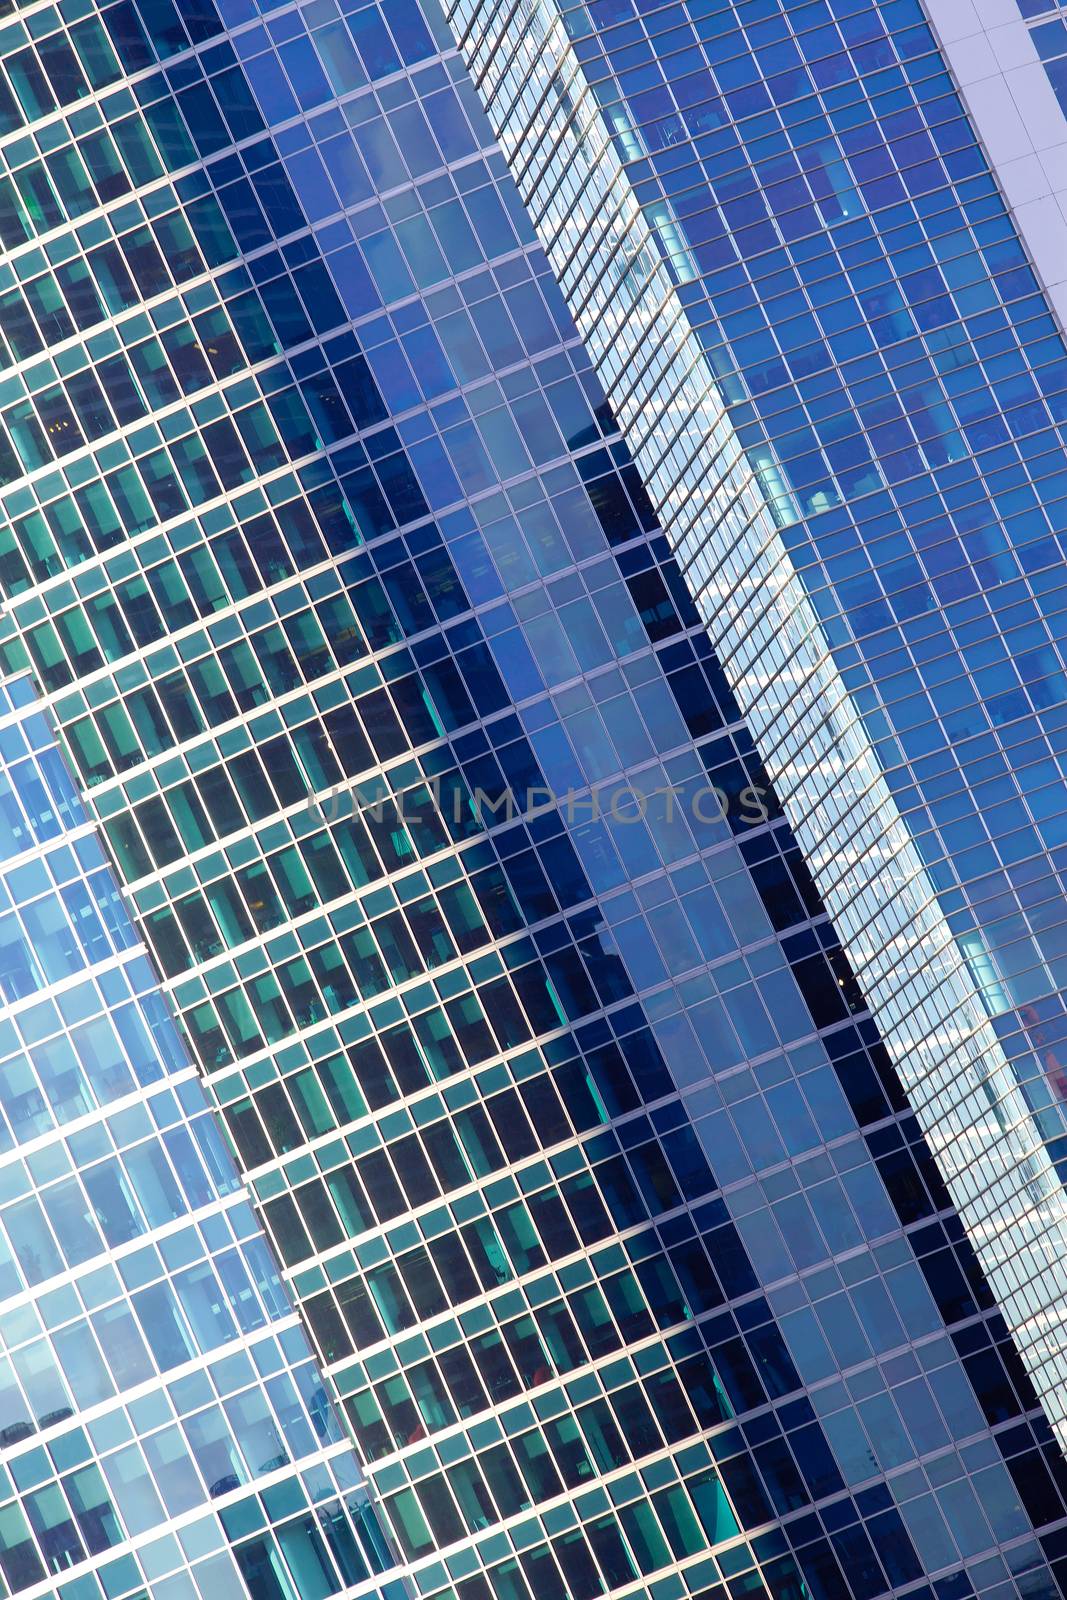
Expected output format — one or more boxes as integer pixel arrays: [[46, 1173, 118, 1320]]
[[0, 3, 1060, 1600]]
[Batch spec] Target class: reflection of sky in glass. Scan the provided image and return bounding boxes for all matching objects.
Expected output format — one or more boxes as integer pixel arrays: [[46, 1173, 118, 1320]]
[[0, 675, 392, 1600], [0, 0, 1061, 1589], [443, 0, 1067, 1445]]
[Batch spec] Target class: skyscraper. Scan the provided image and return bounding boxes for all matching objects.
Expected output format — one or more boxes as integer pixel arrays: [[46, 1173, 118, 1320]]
[[439, 0, 1067, 1430], [0, 679, 397, 1595], [0, 4, 1064, 1600]]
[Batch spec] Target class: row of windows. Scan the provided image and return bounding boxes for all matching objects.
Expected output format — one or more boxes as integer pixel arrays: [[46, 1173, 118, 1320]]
[[351, 1180, 1049, 1597], [375, 1255, 1005, 1600], [3, 361, 624, 728], [0, 0, 225, 150], [244, 999, 892, 1298], [0, 696, 395, 1600], [302, 1129, 753, 1382], [55, 537, 463, 776], [286, 1121, 691, 1298], [140, 725, 507, 899], [223, 999, 670, 1189], [179, 896, 623, 1074], [0, 293, 602, 618], [0, 98, 570, 614], [0, 1107, 239, 1305], [50, 484, 660, 844], [3, 415, 641, 768], [164, 741, 825, 1087], [473, 0, 1067, 1561], [83, 630, 777, 1081], [75, 611, 764, 1100], [236, 0, 440, 129], [4, 14, 1058, 1600], [382, 1260, 1043, 1600], [0, 279, 383, 504], [0, 1175, 268, 1429], [0, 947, 184, 1138], [289, 1045, 941, 1389], [333, 1225, 784, 1452], [1, 290, 240, 483], [0, 1223, 285, 1444], [0, 858, 135, 1000], [0, 979, 180, 1143], [338, 1230, 755, 1439], [300, 985, 1043, 1497], [0, 52, 263, 254], [0, 707, 82, 857], [423, 1494, 913, 1600], [155, 844, 535, 1005], [235, 1010, 665, 1169], [79, 560, 729, 889], [389, 1449, 745, 1570], [80, 576, 721, 900], [118, 638, 742, 974], [0, 1355, 367, 1593], [346, 1232, 1009, 1504], [96, 632, 504, 871], [252, 1004, 989, 1397], [301, 1185, 743, 1369], [230, 1496, 390, 1600], [1, 172, 236, 346], [0, 153, 566, 595], [567, 0, 1067, 1260], [1, 362, 371, 555]]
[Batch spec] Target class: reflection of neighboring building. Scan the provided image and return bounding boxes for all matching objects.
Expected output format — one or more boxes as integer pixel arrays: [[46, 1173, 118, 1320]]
[[0, 0, 1064, 1597], [0, 679, 392, 1595]]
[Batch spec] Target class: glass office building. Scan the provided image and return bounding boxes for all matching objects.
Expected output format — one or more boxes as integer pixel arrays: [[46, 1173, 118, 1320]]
[[0, 4, 1063, 1600], [441, 0, 1067, 1429], [0, 680, 397, 1596]]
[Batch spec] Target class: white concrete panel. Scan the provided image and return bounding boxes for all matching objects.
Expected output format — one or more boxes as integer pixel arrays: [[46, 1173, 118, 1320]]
[[924, 0, 1067, 337]]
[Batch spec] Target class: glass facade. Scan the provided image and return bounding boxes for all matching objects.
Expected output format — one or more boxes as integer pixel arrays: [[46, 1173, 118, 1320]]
[[439, 0, 1067, 1434], [0, 3, 1063, 1600], [0, 676, 396, 1598], [1017, 1, 1067, 104]]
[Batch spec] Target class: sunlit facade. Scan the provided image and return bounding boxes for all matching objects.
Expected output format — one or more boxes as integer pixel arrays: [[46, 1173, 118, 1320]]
[[0, 678, 394, 1597], [442, 0, 1067, 1437], [0, 0, 1065, 1598]]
